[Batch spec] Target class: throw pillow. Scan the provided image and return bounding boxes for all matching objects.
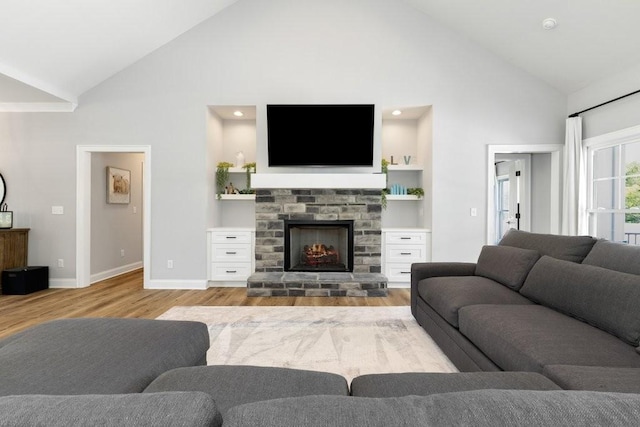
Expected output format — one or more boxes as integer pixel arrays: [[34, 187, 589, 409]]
[[498, 229, 597, 263], [474, 245, 540, 291], [520, 256, 640, 346]]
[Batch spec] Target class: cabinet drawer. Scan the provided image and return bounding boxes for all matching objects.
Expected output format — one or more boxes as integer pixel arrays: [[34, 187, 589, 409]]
[[385, 232, 427, 245], [211, 231, 252, 244], [211, 245, 252, 262], [386, 246, 426, 263], [210, 263, 252, 281], [386, 264, 413, 282]]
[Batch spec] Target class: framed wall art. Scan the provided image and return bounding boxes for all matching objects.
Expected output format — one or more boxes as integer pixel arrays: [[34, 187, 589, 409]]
[[106, 166, 131, 204]]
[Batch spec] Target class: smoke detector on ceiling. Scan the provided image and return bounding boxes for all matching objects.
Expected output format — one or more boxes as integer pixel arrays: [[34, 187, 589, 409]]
[[542, 18, 557, 30]]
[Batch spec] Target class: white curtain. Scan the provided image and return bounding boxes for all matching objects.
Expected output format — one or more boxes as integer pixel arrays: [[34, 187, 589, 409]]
[[561, 117, 588, 235]]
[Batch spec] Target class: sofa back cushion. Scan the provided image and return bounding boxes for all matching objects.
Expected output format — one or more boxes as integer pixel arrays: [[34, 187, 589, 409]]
[[499, 229, 597, 263], [474, 245, 540, 290], [520, 255, 640, 346], [582, 239, 640, 275]]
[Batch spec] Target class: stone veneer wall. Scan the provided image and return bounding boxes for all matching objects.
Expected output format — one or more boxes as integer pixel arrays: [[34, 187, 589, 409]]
[[254, 189, 382, 273]]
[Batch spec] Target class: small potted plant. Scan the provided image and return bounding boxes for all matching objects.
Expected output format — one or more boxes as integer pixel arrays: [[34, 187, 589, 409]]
[[216, 161, 234, 199]]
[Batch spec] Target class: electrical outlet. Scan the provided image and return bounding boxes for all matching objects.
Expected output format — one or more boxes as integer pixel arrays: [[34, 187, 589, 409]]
[[120, 249, 125, 257], [52, 206, 64, 215], [167, 260, 174, 269], [57, 259, 64, 268]]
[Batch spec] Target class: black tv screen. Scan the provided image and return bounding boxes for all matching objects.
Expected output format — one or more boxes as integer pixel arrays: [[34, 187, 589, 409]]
[[267, 104, 375, 167]]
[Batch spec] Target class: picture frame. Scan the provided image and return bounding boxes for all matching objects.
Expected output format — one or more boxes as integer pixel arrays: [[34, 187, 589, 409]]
[[106, 166, 131, 204]]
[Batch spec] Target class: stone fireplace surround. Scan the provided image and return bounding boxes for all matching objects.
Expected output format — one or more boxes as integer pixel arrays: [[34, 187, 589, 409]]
[[247, 180, 388, 296]]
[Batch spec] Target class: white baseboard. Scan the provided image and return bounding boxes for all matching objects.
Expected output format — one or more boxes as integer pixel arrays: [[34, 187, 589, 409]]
[[49, 278, 81, 288], [386, 282, 410, 289], [91, 262, 143, 284], [145, 279, 208, 290]]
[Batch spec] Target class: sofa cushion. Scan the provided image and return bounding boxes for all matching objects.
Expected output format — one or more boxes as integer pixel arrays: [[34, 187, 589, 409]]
[[223, 391, 640, 427], [543, 365, 640, 393], [0, 392, 221, 427], [458, 305, 640, 373], [520, 256, 640, 346], [582, 239, 640, 275], [0, 318, 210, 396], [418, 276, 534, 328], [498, 229, 597, 263], [474, 245, 540, 290], [350, 371, 560, 397], [144, 365, 349, 418]]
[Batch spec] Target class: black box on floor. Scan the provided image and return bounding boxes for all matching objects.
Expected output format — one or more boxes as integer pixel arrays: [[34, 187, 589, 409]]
[[1, 266, 49, 295]]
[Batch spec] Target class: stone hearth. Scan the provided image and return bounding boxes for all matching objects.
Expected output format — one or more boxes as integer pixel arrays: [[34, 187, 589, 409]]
[[248, 188, 388, 296], [247, 272, 388, 297]]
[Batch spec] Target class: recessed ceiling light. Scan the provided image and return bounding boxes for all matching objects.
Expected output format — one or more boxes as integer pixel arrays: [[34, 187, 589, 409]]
[[233, 110, 244, 117], [391, 110, 402, 116], [542, 18, 557, 30]]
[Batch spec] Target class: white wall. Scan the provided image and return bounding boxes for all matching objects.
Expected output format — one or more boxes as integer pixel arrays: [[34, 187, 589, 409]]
[[0, 0, 568, 285], [568, 63, 640, 139]]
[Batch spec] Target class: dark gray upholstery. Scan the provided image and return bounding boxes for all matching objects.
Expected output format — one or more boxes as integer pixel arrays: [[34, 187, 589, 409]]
[[498, 228, 597, 263], [414, 301, 501, 372], [459, 305, 640, 372], [143, 365, 349, 417], [223, 391, 640, 427], [0, 392, 221, 427], [418, 275, 534, 327], [410, 261, 476, 315], [350, 371, 560, 397], [582, 239, 640, 275], [474, 245, 540, 290], [0, 318, 210, 396], [543, 365, 640, 393], [520, 256, 640, 346]]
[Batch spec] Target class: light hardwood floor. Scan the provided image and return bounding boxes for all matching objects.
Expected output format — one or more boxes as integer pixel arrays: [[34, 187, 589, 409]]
[[0, 269, 410, 339]]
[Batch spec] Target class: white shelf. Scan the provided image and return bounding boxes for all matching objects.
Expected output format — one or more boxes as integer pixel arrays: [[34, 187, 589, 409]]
[[386, 195, 422, 201], [219, 194, 256, 200], [387, 164, 423, 171]]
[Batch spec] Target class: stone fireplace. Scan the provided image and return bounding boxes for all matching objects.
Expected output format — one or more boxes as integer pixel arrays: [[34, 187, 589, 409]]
[[247, 187, 388, 296]]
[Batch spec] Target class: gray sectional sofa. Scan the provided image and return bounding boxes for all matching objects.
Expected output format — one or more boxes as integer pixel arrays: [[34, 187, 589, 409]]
[[411, 229, 640, 393], [3, 234, 640, 427]]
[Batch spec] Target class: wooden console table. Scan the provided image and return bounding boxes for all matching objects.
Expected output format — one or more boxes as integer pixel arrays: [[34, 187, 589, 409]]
[[0, 228, 29, 289]]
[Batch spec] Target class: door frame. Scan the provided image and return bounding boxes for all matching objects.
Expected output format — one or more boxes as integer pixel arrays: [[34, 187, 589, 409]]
[[486, 144, 563, 244], [76, 145, 151, 288]]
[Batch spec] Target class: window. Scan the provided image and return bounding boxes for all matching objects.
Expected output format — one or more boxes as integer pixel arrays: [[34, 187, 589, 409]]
[[587, 131, 640, 245]]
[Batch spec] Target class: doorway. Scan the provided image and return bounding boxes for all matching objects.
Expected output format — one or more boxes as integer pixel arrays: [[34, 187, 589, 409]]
[[76, 145, 151, 288], [487, 144, 563, 244]]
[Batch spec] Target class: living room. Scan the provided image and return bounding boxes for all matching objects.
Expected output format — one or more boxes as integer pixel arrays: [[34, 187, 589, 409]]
[[2, 2, 640, 424], [1, 1, 639, 293]]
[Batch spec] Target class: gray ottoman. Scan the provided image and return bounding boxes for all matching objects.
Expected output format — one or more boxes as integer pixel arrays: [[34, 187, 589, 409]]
[[0, 317, 210, 396], [143, 365, 349, 417], [350, 371, 561, 397]]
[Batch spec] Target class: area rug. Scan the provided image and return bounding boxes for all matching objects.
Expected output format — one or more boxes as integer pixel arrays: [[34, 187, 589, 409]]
[[157, 306, 458, 382]]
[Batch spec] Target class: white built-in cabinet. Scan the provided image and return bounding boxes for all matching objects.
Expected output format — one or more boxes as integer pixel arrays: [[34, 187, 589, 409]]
[[207, 228, 255, 286], [206, 104, 433, 285], [382, 228, 431, 287]]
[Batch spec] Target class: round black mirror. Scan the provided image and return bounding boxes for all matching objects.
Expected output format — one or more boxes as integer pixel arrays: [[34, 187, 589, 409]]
[[0, 173, 5, 206]]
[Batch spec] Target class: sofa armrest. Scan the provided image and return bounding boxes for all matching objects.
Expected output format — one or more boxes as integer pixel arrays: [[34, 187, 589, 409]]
[[411, 262, 477, 316]]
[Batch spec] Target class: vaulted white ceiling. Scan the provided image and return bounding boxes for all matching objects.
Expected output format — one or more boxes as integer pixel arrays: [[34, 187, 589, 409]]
[[1, 0, 639, 111]]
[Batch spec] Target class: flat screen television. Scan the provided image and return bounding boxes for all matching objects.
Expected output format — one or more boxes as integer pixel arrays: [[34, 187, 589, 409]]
[[267, 104, 375, 167]]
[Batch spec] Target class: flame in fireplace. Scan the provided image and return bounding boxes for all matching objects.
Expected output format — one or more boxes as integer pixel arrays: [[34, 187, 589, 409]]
[[302, 243, 339, 266]]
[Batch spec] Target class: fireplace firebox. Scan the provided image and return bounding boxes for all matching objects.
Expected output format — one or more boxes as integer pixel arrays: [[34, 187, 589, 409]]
[[284, 220, 354, 272]]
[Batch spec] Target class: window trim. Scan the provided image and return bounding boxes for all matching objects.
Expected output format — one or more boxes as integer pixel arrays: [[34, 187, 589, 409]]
[[585, 124, 640, 239]]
